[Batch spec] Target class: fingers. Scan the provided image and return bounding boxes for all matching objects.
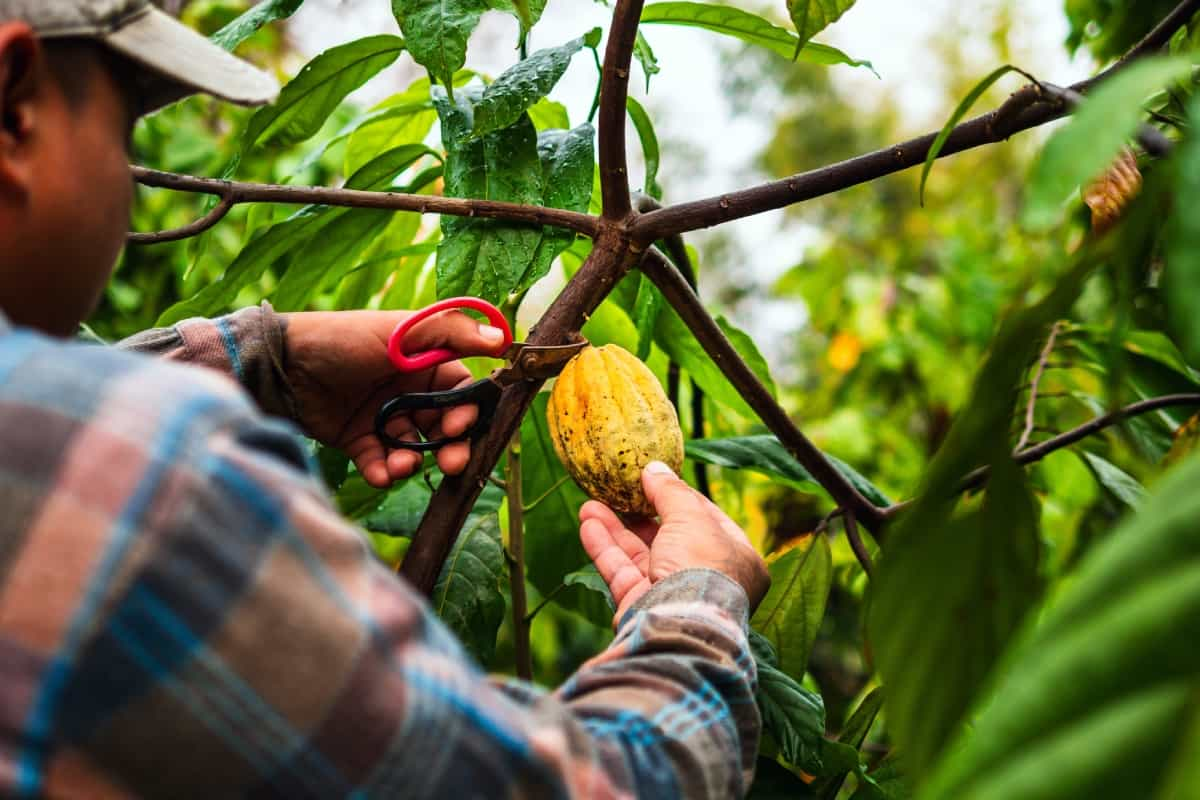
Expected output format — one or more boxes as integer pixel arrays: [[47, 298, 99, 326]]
[[580, 518, 652, 614], [404, 310, 508, 359], [642, 461, 709, 520], [582, 499, 658, 547]]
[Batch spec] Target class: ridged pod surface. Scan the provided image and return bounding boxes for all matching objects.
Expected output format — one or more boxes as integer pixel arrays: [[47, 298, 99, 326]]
[[546, 344, 684, 516]]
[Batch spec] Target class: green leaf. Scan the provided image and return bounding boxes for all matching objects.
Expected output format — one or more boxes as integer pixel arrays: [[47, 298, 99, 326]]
[[358, 477, 434, 537], [920, 65, 1023, 206], [1166, 95, 1200, 367], [520, 124, 597, 293], [434, 86, 545, 304], [850, 758, 910, 800], [392, 0, 488, 93], [634, 31, 661, 92], [582, 297, 641, 352], [1156, 692, 1200, 800], [626, 96, 662, 199], [521, 394, 594, 613], [870, 454, 1044, 783], [786, 0, 855, 53], [751, 534, 833, 681], [923, 453, 1200, 799], [245, 35, 405, 149], [1081, 451, 1148, 508], [560, 565, 618, 628], [757, 655, 829, 774], [471, 36, 588, 137], [685, 435, 892, 506], [1024, 56, 1194, 230], [747, 758, 820, 799], [640, 2, 873, 71], [433, 484, 506, 665], [527, 98, 571, 131], [653, 308, 776, 420], [633, 274, 663, 361], [344, 94, 438, 175], [485, 0, 549, 31], [210, 0, 304, 52], [814, 688, 885, 799]]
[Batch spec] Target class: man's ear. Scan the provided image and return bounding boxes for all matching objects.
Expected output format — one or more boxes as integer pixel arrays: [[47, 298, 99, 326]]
[[0, 23, 41, 195]]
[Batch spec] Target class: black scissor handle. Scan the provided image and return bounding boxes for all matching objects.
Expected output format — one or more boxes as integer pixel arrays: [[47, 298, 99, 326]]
[[374, 378, 503, 452]]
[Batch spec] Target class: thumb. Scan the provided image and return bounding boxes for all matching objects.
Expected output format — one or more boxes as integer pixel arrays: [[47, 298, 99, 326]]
[[642, 461, 707, 520], [405, 310, 508, 358]]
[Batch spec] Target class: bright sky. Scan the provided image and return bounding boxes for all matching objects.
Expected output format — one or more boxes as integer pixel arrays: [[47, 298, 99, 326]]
[[287, 0, 1097, 350]]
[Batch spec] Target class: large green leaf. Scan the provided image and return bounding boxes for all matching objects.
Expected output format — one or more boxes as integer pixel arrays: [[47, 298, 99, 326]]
[[392, 0, 487, 93], [653, 307, 776, 420], [1024, 56, 1193, 230], [640, 2, 872, 70], [814, 688, 885, 800], [271, 208, 392, 311], [245, 35, 405, 149], [922, 453, 1200, 799], [471, 34, 591, 137], [210, 0, 304, 51], [433, 86, 546, 304], [520, 124, 597, 294], [751, 534, 833, 681], [685, 435, 892, 506], [786, 0, 856, 53], [433, 484, 507, 666], [1166, 95, 1200, 367], [561, 565, 618, 629], [752, 632, 830, 775], [1080, 451, 1147, 509], [633, 274, 663, 361], [158, 146, 423, 323]]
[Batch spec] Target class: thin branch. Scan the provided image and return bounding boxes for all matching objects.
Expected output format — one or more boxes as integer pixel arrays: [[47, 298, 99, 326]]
[[506, 434, 533, 681], [1039, 82, 1175, 157], [639, 246, 885, 530], [597, 0, 644, 219], [844, 512, 874, 579], [126, 194, 235, 244], [523, 474, 570, 513], [630, 0, 1200, 242], [127, 166, 600, 242], [883, 392, 1200, 518], [1015, 322, 1062, 452]]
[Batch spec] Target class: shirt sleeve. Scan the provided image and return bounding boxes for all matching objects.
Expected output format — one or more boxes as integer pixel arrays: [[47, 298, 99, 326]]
[[39, 399, 761, 799], [115, 302, 298, 420]]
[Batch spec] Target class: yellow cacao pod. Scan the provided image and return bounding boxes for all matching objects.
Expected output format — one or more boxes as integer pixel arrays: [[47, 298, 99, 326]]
[[546, 344, 684, 516]]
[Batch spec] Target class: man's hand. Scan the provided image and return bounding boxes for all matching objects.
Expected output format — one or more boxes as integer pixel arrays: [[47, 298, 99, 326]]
[[579, 461, 770, 627], [281, 310, 506, 488]]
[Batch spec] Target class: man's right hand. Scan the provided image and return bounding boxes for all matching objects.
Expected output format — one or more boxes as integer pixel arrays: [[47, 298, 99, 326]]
[[580, 461, 770, 627]]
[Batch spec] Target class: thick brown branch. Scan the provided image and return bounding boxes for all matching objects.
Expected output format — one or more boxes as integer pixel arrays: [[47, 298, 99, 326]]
[[128, 166, 600, 242], [402, 226, 641, 594], [631, 0, 1200, 242], [127, 194, 236, 244], [597, 0, 644, 219], [884, 393, 1200, 518], [639, 247, 884, 530]]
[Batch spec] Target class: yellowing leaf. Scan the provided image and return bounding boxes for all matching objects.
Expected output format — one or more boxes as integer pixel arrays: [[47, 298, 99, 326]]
[[1084, 148, 1142, 235]]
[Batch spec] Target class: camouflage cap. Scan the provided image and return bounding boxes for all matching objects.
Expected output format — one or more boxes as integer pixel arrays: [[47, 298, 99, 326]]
[[0, 0, 279, 114]]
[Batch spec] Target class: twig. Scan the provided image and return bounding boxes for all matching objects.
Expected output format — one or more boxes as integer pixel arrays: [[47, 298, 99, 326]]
[[487, 474, 509, 491], [126, 194, 235, 244], [813, 507, 845, 536], [639, 246, 885, 530], [1039, 82, 1175, 157], [525, 582, 567, 624], [596, 0, 644, 219], [506, 433, 533, 680], [1015, 322, 1062, 452], [629, 0, 1200, 242], [844, 512, 874, 579], [523, 474, 570, 512], [127, 166, 600, 243], [883, 392, 1200, 518]]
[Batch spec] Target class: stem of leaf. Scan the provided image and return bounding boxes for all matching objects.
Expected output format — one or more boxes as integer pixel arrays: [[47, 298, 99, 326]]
[[523, 475, 570, 513], [506, 432, 534, 680], [588, 48, 603, 124], [525, 582, 567, 624]]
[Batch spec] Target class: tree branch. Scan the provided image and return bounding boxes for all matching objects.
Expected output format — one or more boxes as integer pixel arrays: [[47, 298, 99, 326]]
[[630, 0, 1200, 242], [127, 194, 236, 244], [127, 166, 600, 243], [597, 0, 645, 219], [639, 246, 885, 530], [883, 393, 1200, 518], [843, 512, 874, 579], [1015, 322, 1061, 453], [402, 225, 641, 594]]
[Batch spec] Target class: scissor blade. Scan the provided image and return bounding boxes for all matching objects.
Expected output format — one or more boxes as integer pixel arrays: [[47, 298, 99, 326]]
[[496, 341, 589, 384]]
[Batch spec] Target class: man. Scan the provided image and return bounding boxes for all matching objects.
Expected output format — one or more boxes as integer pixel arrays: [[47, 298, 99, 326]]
[[0, 1, 771, 797]]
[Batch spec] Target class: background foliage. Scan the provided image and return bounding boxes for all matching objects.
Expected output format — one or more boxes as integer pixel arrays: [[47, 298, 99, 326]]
[[109, 0, 1200, 796]]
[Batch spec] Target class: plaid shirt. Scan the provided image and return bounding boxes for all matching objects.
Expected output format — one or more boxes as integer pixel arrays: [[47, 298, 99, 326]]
[[0, 305, 760, 799]]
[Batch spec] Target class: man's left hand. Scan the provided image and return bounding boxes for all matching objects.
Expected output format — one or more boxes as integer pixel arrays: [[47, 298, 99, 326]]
[[281, 310, 507, 488]]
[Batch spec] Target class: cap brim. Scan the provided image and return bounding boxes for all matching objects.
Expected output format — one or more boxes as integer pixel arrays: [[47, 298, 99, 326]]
[[103, 7, 279, 114]]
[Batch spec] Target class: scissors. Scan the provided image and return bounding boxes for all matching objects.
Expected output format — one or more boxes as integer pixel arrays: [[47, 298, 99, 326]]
[[374, 297, 588, 452]]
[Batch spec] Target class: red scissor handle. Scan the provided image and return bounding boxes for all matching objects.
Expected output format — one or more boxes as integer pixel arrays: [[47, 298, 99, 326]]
[[387, 297, 513, 373]]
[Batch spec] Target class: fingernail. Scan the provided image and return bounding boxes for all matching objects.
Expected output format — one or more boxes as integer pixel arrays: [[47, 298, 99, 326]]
[[645, 460, 675, 476], [479, 324, 505, 345]]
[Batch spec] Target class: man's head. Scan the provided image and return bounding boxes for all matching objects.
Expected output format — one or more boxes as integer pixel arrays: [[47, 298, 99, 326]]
[[0, 1, 277, 336]]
